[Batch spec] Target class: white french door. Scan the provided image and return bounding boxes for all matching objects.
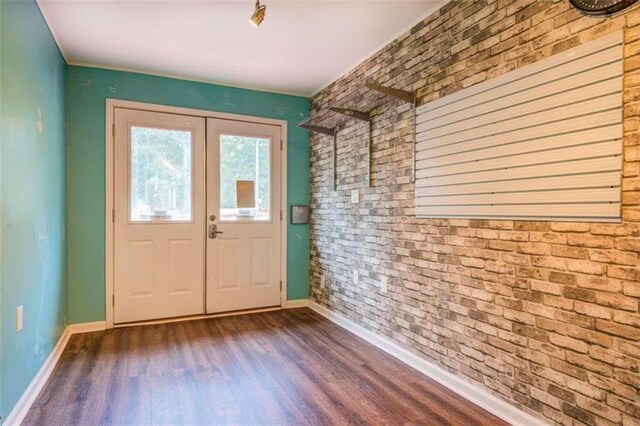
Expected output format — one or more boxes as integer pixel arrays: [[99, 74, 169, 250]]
[[114, 108, 205, 324], [112, 107, 283, 323], [206, 119, 282, 314]]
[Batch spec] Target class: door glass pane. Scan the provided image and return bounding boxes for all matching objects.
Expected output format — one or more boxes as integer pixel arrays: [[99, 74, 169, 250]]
[[220, 134, 270, 221], [130, 126, 192, 222]]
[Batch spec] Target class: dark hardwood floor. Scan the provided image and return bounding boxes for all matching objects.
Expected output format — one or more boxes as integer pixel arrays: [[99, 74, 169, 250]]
[[24, 308, 506, 425]]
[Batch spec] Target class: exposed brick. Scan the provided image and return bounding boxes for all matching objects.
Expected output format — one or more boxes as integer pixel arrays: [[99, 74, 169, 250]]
[[310, 1, 640, 425], [623, 281, 640, 297], [595, 320, 640, 341], [588, 249, 638, 266], [613, 312, 640, 328], [549, 333, 589, 354], [613, 369, 640, 390], [532, 280, 562, 295], [562, 402, 596, 425], [549, 272, 577, 285], [531, 386, 562, 409], [566, 328, 614, 349], [576, 395, 622, 423], [513, 324, 549, 342], [577, 275, 622, 293], [567, 379, 606, 401], [616, 344, 640, 367], [589, 374, 638, 400], [548, 384, 576, 403], [589, 346, 639, 371], [562, 286, 596, 303], [551, 245, 588, 259], [566, 234, 613, 249], [566, 260, 606, 275], [615, 238, 640, 252], [607, 395, 640, 418], [574, 302, 611, 320], [608, 265, 640, 281], [551, 223, 590, 232], [551, 358, 588, 381], [566, 352, 612, 376], [596, 292, 639, 312], [556, 311, 593, 329]]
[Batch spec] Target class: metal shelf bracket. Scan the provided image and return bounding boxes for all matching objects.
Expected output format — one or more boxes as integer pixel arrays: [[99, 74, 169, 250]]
[[365, 82, 417, 183], [298, 117, 338, 190], [330, 107, 373, 187]]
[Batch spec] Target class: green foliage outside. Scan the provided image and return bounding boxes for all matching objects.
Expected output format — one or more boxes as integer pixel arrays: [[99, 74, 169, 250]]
[[130, 127, 192, 220], [220, 135, 270, 210], [129, 128, 269, 220]]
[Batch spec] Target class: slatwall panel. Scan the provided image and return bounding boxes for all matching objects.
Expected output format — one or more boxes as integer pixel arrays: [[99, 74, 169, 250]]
[[415, 31, 623, 222]]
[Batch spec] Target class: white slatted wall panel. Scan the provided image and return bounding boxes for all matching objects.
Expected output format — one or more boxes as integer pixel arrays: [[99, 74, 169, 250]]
[[415, 31, 623, 222]]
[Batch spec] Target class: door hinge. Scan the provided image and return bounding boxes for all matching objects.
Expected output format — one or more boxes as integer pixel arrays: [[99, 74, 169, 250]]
[[280, 280, 282, 291], [112, 124, 115, 137], [280, 210, 283, 221], [112, 210, 115, 222], [280, 139, 283, 150], [112, 294, 115, 307]]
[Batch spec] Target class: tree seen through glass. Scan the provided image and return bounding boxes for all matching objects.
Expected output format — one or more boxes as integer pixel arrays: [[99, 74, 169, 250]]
[[130, 127, 192, 221], [220, 134, 270, 221]]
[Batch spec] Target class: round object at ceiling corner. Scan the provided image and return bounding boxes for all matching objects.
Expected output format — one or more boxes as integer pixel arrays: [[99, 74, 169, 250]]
[[569, 0, 638, 16]]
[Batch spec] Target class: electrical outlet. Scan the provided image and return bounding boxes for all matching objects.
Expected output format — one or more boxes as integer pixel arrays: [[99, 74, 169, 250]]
[[380, 276, 388, 294], [16, 306, 23, 332], [353, 269, 359, 285], [320, 274, 325, 288], [351, 189, 359, 204]]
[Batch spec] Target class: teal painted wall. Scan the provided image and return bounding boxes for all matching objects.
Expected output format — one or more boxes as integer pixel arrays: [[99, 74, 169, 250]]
[[0, 0, 67, 421], [66, 66, 310, 323]]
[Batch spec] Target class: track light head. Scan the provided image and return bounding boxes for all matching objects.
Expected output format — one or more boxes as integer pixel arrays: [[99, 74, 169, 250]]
[[249, 0, 266, 28]]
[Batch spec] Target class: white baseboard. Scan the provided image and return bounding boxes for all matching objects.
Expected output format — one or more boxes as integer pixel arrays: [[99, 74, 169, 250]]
[[5, 307, 543, 426], [4, 306, 303, 424], [68, 321, 106, 334], [308, 302, 546, 426], [114, 307, 282, 328], [3, 321, 107, 425], [4, 326, 71, 426], [284, 299, 310, 309]]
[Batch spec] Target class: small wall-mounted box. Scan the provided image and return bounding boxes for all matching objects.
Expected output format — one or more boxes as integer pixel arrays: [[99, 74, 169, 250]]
[[291, 205, 310, 224]]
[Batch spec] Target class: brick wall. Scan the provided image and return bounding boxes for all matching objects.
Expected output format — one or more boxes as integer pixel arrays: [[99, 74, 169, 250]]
[[308, 1, 640, 424]]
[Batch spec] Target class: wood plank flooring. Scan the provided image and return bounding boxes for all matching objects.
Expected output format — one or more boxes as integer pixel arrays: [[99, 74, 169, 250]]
[[24, 308, 506, 425]]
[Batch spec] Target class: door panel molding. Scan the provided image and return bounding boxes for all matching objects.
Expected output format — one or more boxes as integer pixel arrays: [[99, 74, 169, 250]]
[[106, 99, 288, 328], [206, 118, 282, 314], [113, 108, 205, 324]]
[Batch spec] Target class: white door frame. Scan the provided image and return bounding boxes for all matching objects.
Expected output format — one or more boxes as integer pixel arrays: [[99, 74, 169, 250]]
[[105, 99, 288, 329]]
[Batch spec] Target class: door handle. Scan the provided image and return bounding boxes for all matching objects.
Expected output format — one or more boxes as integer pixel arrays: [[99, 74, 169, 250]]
[[208, 224, 224, 239]]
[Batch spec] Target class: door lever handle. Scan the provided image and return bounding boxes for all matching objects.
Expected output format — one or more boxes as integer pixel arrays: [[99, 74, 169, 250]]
[[208, 224, 223, 239]]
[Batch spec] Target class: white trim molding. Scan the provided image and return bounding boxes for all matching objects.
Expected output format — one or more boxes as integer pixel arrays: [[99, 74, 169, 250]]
[[68, 321, 107, 334], [284, 299, 310, 309], [4, 327, 71, 425], [4, 307, 543, 426], [3, 321, 110, 425], [113, 307, 282, 328], [308, 302, 546, 426], [105, 99, 289, 328]]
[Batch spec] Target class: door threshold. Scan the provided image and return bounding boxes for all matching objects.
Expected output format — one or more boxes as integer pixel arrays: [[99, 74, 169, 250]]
[[114, 305, 282, 328]]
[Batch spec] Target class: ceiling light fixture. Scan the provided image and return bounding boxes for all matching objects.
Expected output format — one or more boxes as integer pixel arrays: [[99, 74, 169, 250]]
[[249, 0, 267, 28]]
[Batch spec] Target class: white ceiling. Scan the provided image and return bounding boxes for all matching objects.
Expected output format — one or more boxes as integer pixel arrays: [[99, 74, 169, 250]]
[[37, 0, 446, 96]]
